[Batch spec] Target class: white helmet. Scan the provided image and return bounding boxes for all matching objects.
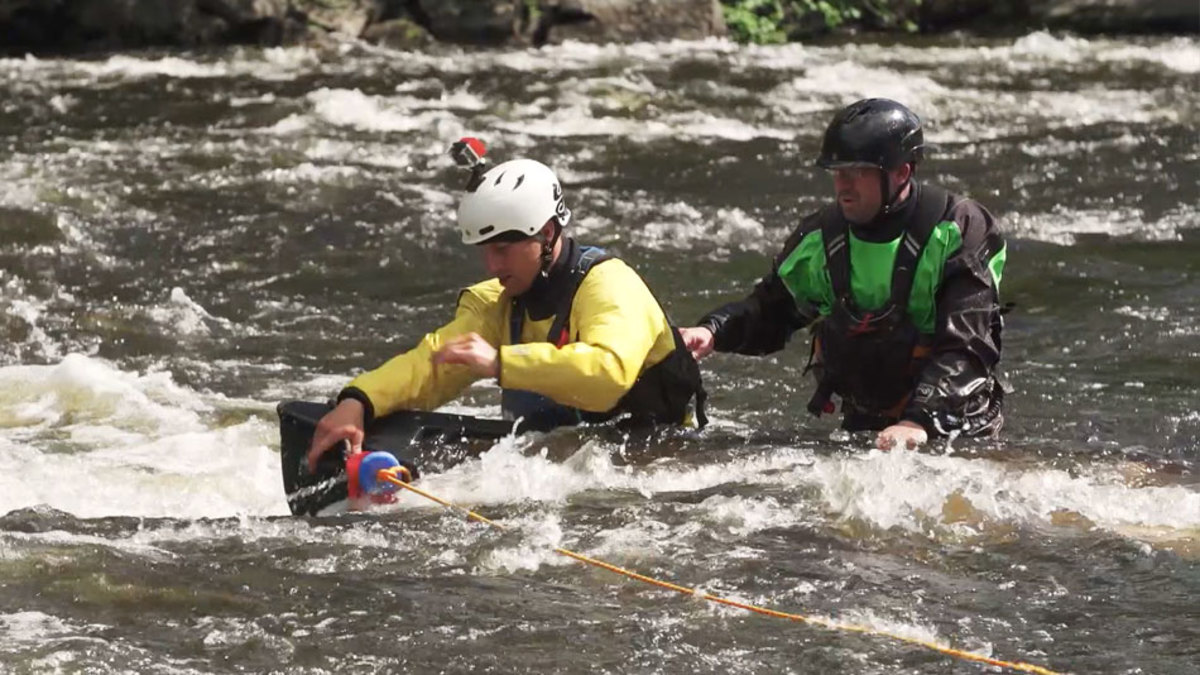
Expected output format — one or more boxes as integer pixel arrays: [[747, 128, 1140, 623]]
[[457, 159, 571, 245]]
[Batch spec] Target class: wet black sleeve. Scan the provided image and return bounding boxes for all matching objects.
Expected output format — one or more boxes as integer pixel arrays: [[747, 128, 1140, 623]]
[[696, 214, 819, 355], [337, 386, 376, 425], [903, 199, 1006, 428]]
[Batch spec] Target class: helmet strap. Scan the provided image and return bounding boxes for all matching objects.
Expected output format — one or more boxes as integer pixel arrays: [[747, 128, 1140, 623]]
[[539, 220, 563, 277], [877, 165, 911, 217]]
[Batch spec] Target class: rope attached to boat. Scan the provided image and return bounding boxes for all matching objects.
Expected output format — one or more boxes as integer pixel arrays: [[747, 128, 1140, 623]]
[[377, 467, 1061, 675]]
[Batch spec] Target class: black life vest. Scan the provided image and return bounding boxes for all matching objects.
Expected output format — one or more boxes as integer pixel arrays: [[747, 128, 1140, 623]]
[[806, 185, 952, 419], [502, 245, 708, 431]]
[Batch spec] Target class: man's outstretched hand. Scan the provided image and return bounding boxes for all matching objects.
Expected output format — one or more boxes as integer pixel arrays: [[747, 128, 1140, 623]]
[[679, 326, 715, 361]]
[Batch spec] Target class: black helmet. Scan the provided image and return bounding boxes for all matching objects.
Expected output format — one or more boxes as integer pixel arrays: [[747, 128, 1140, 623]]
[[816, 99, 925, 171]]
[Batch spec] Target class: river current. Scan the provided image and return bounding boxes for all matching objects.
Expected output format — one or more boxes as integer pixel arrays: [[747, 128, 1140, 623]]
[[1, 33, 1197, 674]]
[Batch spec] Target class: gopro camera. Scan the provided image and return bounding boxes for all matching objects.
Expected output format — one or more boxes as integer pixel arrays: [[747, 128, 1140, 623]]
[[449, 137, 488, 191]]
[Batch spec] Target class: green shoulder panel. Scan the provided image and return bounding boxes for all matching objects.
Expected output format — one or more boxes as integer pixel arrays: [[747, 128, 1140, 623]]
[[776, 221, 963, 334], [777, 229, 834, 314], [988, 242, 1007, 288]]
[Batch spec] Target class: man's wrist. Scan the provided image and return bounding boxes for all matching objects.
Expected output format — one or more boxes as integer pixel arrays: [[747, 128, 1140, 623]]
[[336, 387, 374, 424]]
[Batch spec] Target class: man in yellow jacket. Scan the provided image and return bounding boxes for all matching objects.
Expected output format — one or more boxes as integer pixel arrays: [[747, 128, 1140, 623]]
[[306, 157, 706, 471]]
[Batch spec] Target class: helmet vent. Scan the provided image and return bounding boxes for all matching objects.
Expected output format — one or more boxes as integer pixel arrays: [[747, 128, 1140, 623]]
[[845, 107, 868, 121], [493, 172, 506, 186], [513, 175, 525, 190]]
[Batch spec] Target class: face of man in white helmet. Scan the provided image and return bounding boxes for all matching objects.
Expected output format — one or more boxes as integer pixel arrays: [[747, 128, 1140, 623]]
[[481, 221, 555, 296]]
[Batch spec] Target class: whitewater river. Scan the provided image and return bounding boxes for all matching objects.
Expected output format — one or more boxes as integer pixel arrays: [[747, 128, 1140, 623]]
[[1, 33, 1197, 674]]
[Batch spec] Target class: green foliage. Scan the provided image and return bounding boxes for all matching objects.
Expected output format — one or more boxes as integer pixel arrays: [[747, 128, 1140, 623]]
[[721, 0, 922, 44], [524, 0, 543, 25], [722, 0, 788, 45], [796, 0, 859, 30]]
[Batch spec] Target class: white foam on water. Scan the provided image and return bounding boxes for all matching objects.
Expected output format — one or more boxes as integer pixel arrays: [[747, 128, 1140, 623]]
[[81, 55, 229, 79], [1006, 32, 1200, 74], [1018, 131, 1144, 158], [0, 355, 288, 519], [260, 87, 470, 148], [665, 111, 792, 141], [47, 94, 77, 113], [0, 46, 327, 88], [754, 40, 1188, 144], [380, 182, 458, 211], [2, 619, 206, 675], [303, 139, 413, 170], [0, 274, 66, 362], [120, 517, 394, 554], [305, 87, 466, 135], [51, 211, 119, 268], [579, 188, 782, 254], [265, 113, 312, 135], [1007, 30, 1106, 64], [0, 154, 121, 268], [0, 53, 212, 80], [588, 517, 697, 563], [258, 162, 364, 185], [1114, 305, 1170, 322], [490, 68, 800, 142], [768, 62, 949, 117], [1005, 206, 1192, 245], [806, 32, 1200, 76], [390, 438, 814, 514], [640, 205, 770, 254], [142, 287, 234, 338], [252, 45, 325, 78], [394, 435, 621, 508], [1157, 206, 1200, 239], [433, 397, 505, 420], [693, 494, 805, 537], [832, 607, 947, 649], [495, 105, 791, 142], [808, 448, 1200, 541], [0, 611, 103, 645], [1, 529, 178, 562], [197, 616, 296, 661], [1154, 40, 1200, 73], [912, 86, 1176, 145], [369, 432, 1192, 567], [0, 354, 201, 432], [1010, 88, 1179, 128], [398, 88, 489, 112], [229, 92, 277, 107], [257, 371, 357, 403], [0, 158, 52, 211], [725, 40, 812, 71], [307, 87, 418, 132], [480, 511, 574, 574]]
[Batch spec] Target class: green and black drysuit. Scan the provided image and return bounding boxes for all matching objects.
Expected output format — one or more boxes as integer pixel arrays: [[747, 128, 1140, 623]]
[[699, 183, 1007, 436]]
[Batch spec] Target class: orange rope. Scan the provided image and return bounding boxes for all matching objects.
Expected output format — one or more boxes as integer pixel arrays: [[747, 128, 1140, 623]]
[[378, 468, 1061, 675]]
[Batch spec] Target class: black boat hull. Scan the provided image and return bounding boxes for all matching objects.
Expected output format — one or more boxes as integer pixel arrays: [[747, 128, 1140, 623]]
[[277, 400, 514, 516]]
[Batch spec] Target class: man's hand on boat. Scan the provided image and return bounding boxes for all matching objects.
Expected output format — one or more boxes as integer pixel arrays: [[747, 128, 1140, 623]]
[[306, 398, 366, 473], [876, 420, 928, 451], [432, 332, 500, 378]]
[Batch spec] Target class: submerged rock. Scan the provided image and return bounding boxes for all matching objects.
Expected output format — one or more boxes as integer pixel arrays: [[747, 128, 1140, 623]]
[[359, 17, 435, 49]]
